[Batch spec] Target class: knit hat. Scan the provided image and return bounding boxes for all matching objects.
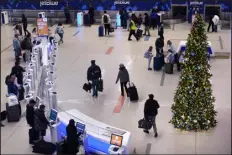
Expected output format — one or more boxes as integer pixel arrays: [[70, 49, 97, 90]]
[[119, 63, 125, 68]]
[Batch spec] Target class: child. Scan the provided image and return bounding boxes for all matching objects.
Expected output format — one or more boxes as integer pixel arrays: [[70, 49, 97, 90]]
[[144, 46, 154, 70], [55, 23, 64, 45]]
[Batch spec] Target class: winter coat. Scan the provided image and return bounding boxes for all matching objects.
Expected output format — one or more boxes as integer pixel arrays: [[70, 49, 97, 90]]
[[144, 99, 160, 116], [167, 44, 176, 54], [87, 65, 102, 81], [26, 104, 35, 127], [13, 38, 21, 50], [7, 81, 18, 96], [212, 15, 219, 25], [116, 67, 130, 83], [66, 125, 81, 154], [144, 15, 150, 26], [11, 65, 25, 85], [101, 13, 111, 25], [155, 37, 164, 49], [34, 109, 49, 131]]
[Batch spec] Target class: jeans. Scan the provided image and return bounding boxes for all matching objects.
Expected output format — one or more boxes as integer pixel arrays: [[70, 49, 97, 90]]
[[58, 33, 63, 43], [145, 115, 157, 134], [92, 79, 99, 96], [144, 25, 150, 35], [214, 25, 218, 32], [120, 82, 129, 96], [104, 24, 110, 35]]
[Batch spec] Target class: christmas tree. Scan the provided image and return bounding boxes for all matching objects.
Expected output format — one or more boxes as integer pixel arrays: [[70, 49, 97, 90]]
[[170, 14, 217, 131]]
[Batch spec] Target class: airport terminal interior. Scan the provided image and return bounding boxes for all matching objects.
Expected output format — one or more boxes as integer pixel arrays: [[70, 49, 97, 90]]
[[0, 0, 231, 154]]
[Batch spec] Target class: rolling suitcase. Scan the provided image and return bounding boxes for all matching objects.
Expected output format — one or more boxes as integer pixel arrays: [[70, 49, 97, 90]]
[[6, 102, 21, 122], [136, 29, 143, 38], [56, 140, 67, 154], [98, 79, 103, 92], [1, 110, 7, 121], [83, 82, 92, 92], [153, 56, 164, 71], [165, 63, 174, 74], [138, 118, 152, 130], [98, 26, 104, 37], [84, 14, 90, 26], [33, 140, 57, 154], [127, 82, 139, 102], [29, 128, 39, 144]]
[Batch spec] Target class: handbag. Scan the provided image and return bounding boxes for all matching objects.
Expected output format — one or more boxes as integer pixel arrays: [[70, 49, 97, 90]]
[[138, 118, 152, 130], [83, 82, 92, 92]]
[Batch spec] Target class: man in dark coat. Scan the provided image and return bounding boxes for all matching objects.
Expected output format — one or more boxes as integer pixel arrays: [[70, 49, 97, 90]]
[[88, 4, 95, 25], [66, 119, 82, 154], [21, 14, 28, 36], [11, 61, 25, 85], [64, 4, 71, 24], [155, 36, 164, 55], [143, 94, 160, 137]]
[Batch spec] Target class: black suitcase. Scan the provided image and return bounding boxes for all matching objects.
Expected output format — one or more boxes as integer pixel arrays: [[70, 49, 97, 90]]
[[33, 140, 57, 154], [83, 82, 92, 92], [29, 128, 39, 144], [84, 14, 90, 26], [128, 83, 139, 102], [165, 63, 173, 74], [6, 103, 21, 122], [98, 79, 103, 92], [1, 110, 7, 121], [153, 56, 164, 71], [138, 118, 152, 130], [136, 29, 143, 38]]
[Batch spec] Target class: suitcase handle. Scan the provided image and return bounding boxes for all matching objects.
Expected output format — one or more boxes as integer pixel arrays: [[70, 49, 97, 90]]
[[128, 82, 135, 87]]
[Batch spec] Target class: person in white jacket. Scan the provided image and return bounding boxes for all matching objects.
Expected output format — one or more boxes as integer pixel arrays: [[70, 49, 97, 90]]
[[212, 15, 219, 32], [101, 11, 111, 36]]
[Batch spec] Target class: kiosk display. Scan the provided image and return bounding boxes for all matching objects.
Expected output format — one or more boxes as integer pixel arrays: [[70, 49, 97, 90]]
[[49, 109, 58, 122], [110, 134, 123, 147], [37, 18, 48, 37], [77, 12, 84, 26], [1, 11, 9, 24], [76, 122, 86, 134]]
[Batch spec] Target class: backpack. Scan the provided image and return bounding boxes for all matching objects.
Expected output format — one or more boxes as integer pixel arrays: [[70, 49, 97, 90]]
[[5, 75, 11, 85], [169, 54, 175, 64], [103, 15, 108, 24], [56, 27, 64, 34]]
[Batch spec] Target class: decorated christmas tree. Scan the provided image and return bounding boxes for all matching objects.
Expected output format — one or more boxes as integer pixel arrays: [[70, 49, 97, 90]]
[[170, 14, 217, 131]]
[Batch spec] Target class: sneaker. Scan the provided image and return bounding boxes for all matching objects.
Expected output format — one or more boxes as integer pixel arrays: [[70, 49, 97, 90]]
[[143, 130, 149, 134], [143, 34, 146, 36], [154, 133, 158, 137], [128, 39, 132, 41], [148, 68, 152, 70], [147, 34, 151, 36]]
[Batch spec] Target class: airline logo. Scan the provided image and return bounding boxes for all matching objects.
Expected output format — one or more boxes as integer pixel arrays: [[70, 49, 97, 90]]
[[40, 0, 59, 7], [114, 0, 130, 5]]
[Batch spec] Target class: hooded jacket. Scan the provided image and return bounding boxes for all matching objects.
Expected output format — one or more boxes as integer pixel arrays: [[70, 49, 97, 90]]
[[34, 109, 49, 131], [87, 64, 102, 81], [144, 99, 160, 116], [116, 66, 130, 83]]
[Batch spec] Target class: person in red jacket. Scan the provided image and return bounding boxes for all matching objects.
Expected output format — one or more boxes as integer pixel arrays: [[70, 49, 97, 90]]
[[143, 94, 160, 137]]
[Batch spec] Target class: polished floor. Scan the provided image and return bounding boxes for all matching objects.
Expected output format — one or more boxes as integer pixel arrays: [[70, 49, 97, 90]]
[[1, 23, 231, 154]]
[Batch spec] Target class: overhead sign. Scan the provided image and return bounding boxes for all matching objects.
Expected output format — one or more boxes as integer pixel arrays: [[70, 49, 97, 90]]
[[190, 1, 203, 5], [114, 0, 130, 5], [37, 18, 48, 36], [40, 0, 59, 7]]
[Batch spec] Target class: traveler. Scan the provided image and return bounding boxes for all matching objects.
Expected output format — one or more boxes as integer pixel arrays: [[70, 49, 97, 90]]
[[21, 14, 28, 36], [167, 40, 177, 62], [143, 94, 160, 137], [56, 23, 64, 45], [14, 25, 20, 36], [87, 60, 102, 97], [150, 9, 157, 29], [128, 16, 139, 41], [13, 34, 21, 61], [158, 22, 164, 39], [21, 33, 33, 52], [64, 4, 71, 24], [177, 50, 185, 71], [26, 99, 36, 128], [164, 49, 174, 64], [143, 13, 150, 36], [7, 75, 18, 96], [88, 4, 95, 25], [138, 14, 143, 26], [119, 8, 127, 29], [32, 28, 37, 40], [11, 61, 25, 85], [101, 11, 111, 36], [155, 36, 164, 55], [115, 64, 130, 97], [66, 119, 82, 154], [144, 46, 153, 70], [34, 104, 50, 140], [207, 15, 214, 32], [212, 14, 220, 32]]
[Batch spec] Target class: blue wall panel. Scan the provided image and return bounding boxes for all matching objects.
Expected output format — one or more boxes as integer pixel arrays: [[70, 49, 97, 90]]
[[0, 0, 231, 12]]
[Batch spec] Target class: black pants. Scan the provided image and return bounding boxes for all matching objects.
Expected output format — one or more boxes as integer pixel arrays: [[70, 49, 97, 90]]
[[104, 24, 110, 35], [151, 18, 157, 29], [23, 25, 27, 36], [128, 30, 137, 40], [207, 21, 214, 32], [121, 17, 127, 29], [120, 82, 129, 96], [90, 15, 94, 25]]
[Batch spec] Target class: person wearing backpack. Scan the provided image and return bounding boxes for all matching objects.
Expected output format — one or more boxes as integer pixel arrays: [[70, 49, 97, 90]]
[[11, 61, 25, 85], [144, 46, 154, 70], [87, 60, 102, 97], [101, 11, 111, 36], [56, 23, 64, 45], [115, 64, 130, 97]]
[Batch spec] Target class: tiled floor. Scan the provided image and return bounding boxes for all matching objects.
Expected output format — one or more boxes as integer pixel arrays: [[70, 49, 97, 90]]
[[1, 23, 231, 154]]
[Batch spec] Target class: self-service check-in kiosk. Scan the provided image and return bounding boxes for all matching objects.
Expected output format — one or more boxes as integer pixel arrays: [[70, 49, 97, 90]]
[[1, 11, 9, 25]]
